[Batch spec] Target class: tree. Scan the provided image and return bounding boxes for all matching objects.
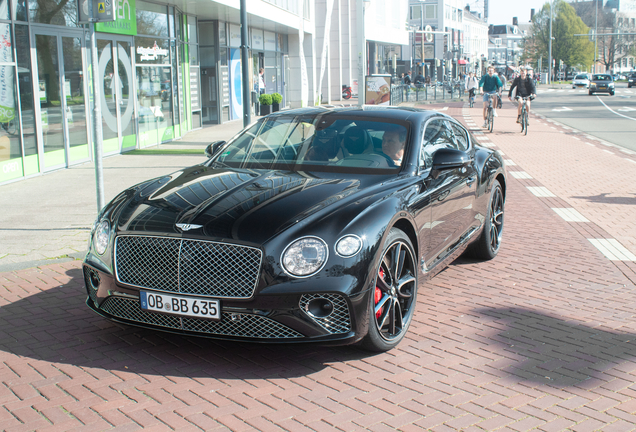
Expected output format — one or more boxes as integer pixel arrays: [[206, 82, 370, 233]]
[[572, 1, 636, 73], [525, 0, 594, 78]]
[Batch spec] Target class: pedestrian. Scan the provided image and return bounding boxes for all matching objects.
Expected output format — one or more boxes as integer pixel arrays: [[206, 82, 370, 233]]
[[404, 71, 412, 85], [465, 71, 478, 105], [258, 68, 265, 94], [414, 71, 425, 87]]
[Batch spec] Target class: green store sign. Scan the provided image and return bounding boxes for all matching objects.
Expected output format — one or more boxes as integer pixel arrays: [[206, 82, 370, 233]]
[[96, 0, 137, 36]]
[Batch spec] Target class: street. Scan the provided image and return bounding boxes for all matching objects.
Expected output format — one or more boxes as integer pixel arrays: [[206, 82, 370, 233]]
[[2, 100, 636, 430], [533, 82, 636, 152]]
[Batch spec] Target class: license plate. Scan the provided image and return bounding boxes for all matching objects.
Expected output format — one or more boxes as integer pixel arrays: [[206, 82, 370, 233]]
[[139, 291, 221, 320]]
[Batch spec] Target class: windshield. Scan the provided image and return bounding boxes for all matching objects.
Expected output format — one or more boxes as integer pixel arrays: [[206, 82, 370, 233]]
[[208, 114, 409, 173], [593, 75, 611, 81], [575, 74, 588, 80]]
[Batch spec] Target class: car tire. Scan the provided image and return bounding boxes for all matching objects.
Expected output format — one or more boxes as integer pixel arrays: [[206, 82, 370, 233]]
[[362, 228, 418, 352], [467, 180, 504, 261], [610, 91, 615, 96], [589, 91, 593, 95]]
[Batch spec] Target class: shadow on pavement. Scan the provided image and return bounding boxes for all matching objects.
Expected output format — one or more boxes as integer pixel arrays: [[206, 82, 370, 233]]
[[475, 306, 636, 388], [0, 268, 371, 379], [571, 192, 636, 206]]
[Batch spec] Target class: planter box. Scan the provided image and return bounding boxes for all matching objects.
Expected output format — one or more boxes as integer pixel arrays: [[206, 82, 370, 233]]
[[272, 102, 280, 112], [260, 105, 272, 116]]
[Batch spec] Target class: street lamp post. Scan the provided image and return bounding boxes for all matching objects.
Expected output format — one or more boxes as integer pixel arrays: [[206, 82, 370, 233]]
[[548, 0, 553, 84], [594, 0, 598, 73]]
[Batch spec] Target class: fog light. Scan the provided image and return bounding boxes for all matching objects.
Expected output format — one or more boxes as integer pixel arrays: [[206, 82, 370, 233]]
[[305, 298, 334, 318]]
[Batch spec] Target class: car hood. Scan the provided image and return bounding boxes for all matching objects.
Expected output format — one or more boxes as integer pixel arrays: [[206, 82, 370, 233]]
[[113, 165, 390, 244]]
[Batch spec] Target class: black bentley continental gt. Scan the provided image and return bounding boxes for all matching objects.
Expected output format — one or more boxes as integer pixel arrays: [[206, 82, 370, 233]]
[[83, 107, 506, 352]]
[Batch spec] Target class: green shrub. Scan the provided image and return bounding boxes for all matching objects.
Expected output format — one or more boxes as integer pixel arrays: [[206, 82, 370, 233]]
[[271, 92, 283, 104], [259, 94, 272, 105]]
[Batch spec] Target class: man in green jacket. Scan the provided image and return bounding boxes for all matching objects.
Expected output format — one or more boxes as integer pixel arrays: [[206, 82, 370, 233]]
[[479, 66, 503, 128]]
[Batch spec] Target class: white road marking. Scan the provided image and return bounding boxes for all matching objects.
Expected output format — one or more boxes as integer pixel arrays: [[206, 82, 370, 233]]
[[626, 159, 636, 164], [588, 239, 636, 261], [617, 107, 636, 112], [596, 96, 636, 121], [527, 186, 556, 197], [603, 150, 614, 154], [552, 107, 572, 112], [552, 208, 589, 222], [619, 148, 636, 155], [509, 171, 532, 179], [504, 159, 517, 166]]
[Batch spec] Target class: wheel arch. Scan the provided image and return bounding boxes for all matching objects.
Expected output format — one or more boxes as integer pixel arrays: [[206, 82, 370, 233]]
[[392, 218, 419, 260]]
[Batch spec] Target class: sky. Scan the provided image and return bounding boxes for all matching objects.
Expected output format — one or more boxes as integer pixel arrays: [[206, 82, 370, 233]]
[[481, 0, 550, 26]]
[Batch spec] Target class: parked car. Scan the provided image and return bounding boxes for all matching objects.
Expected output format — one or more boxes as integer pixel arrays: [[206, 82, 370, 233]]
[[572, 73, 591, 89], [628, 73, 636, 88], [589, 74, 615, 96], [83, 107, 506, 352]]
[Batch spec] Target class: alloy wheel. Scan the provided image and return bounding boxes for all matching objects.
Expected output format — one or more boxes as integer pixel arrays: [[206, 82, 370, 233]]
[[373, 240, 416, 342]]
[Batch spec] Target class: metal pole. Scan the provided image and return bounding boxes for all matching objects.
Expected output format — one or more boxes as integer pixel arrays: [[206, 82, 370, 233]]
[[357, 0, 365, 107], [594, 0, 598, 74], [548, 0, 553, 85], [88, 2, 105, 212], [240, 0, 251, 127]]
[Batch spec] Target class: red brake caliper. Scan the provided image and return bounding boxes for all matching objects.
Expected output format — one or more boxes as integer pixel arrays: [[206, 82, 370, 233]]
[[375, 268, 385, 319]]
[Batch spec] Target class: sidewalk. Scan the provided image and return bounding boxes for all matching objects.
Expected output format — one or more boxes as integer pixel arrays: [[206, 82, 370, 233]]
[[0, 121, 247, 272]]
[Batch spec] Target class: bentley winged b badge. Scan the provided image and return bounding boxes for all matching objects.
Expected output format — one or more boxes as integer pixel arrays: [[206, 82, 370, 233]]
[[176, 223, 203, 231]]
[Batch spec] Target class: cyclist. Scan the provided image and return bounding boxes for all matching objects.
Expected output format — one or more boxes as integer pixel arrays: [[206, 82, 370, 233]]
[[508, 66, 537, 124], [479, 65, 503, 128], [465, 71, 479, 107]]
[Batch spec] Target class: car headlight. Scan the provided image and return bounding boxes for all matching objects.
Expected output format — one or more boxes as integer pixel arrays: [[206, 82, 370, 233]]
[[335, 235, 362, 257], [93, 220, 110, 255], [281, 236, 328, 277]]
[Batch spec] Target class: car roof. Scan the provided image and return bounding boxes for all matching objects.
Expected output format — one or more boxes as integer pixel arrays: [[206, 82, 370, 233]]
[[263, 106, 445, 124]]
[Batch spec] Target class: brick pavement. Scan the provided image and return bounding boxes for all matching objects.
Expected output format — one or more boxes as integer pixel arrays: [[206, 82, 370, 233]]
[[2, 103, 636, 430]]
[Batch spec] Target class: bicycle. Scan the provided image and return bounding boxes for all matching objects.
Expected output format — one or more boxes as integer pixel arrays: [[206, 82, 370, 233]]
[[485, 93, 496, 133], [516, 95, 535, 135], [468, 88, 476, 107]]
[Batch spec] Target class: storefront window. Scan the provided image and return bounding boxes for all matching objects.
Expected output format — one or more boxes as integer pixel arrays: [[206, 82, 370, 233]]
[[135, 36, 170, 65], [29, 0, 79, 26], [136, 0, 168, 37], [0, 0, 10, 19], [0, 24, 19, 164], [14, 0, 27, 21], [137, 65, 173, 144], [15, 25, 35, 157]]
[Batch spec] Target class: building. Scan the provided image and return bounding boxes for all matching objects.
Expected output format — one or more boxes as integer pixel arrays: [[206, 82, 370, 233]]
[[0, 0, 410, 186], [462, 6, 489, 75], [571, 0, 636, 74], [405, 0, 469, 81], [488, 21, 524, 77]]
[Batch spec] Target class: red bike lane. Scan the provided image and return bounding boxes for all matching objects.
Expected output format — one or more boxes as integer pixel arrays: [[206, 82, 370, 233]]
[[2, 102, 636, 430]]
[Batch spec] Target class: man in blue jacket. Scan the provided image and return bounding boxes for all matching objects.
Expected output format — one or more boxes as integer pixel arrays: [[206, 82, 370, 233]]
[[479, 66, 503, 128]]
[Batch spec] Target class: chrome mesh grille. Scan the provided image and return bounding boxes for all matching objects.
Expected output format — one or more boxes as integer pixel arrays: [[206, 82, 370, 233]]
[[115, 236, 262, 299], [99, 296, 303, 339], [299, 293, 351, 334]]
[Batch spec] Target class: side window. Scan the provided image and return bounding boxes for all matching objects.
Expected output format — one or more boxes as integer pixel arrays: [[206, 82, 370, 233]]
[[450, 123, 469, 152], [419, 119, 455, 169]]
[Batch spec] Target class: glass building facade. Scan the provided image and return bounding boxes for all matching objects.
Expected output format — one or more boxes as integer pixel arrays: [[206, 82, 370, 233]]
[[0, 0, 290, 185]]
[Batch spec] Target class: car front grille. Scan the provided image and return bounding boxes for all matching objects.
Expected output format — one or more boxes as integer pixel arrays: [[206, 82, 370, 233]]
[[115, 236, 262, 299], [299, 293, 351, 334], [99, 296, 304, 339]]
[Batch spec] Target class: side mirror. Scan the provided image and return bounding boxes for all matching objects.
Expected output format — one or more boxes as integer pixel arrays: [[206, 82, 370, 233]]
[[430, 148, 470, 178], [205, 140, 226, 158]]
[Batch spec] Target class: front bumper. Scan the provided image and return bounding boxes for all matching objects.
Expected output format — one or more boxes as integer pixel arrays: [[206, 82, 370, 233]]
[[83, 264, 371, 345]]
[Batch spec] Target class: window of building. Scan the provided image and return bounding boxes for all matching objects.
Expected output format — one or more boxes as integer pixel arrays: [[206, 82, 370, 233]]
[[136, 0, 169, 37], [425, 5, 437, 20], [410, 5, 421, 21], [29, 0, 79, 26]]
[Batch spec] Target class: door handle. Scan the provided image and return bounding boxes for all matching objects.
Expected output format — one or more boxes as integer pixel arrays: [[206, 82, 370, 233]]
[[466, 176, 476, 186]]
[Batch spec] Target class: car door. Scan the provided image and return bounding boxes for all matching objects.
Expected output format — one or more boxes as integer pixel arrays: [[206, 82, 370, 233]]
[[420, 119, 475, 271]]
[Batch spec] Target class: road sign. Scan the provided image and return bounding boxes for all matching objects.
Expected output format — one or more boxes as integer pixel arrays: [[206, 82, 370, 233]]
[[425, 25, 433, 43], [78, 0, 116, 23]]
